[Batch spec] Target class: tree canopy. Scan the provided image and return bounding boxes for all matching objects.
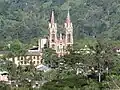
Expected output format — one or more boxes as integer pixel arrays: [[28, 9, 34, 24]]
[[0, 0, 120, 47]]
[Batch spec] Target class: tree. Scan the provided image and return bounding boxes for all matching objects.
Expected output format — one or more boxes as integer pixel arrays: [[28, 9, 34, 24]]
[[1, 0, 120, 45], [8, 39, 27, 56], [42, 48, 58, 68], [5, 39, 27, 78]]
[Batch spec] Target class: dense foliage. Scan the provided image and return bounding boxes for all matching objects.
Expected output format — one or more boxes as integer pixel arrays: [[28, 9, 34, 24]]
[[0, 40, 120, 89], [1, 0, 120, 90], [1, 0, 120, 46]]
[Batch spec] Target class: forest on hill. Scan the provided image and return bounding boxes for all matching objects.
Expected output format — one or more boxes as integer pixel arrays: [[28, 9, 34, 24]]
[[1, 0, 120, 90], [0, 0, 120, 46]]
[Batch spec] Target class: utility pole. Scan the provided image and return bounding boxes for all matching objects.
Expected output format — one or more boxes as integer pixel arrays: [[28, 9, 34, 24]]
[[98, 63, 101, 82], [98, 70, 101, 82]]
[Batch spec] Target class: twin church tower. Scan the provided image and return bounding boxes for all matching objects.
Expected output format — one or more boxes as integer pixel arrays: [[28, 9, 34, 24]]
[[48, 10, 73, 56]]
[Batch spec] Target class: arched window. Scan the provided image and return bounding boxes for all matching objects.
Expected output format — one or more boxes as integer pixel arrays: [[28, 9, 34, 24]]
[[33, 56, 36, 59], [33, 61, 36, 64], [67, 34, 71, 42], [37, 61, 39, 64], [21, 61, 23, 64], [52, 44, 55, 49], [20, 57, 23, 60], [57, 46, 59, 52], [51, 34, 55, 42]]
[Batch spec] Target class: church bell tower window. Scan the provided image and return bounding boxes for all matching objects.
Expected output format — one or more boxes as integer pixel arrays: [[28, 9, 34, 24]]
[[52, 34, 55, 42], [52, 44, 55, 49], [67, 34, 71, 43]]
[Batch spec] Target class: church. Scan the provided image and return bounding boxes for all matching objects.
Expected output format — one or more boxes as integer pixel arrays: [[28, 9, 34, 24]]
[[8, 10, 74, 66], [42, 10, 73, 56]]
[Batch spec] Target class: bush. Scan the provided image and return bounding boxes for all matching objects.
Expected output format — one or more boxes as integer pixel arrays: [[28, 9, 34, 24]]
[[41, 76, 88, 90]]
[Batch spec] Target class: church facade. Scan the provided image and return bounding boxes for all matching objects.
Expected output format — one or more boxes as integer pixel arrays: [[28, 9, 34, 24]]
[[47, 10, 73, 56]]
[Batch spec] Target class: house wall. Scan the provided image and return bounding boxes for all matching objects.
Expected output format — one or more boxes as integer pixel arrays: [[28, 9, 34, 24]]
[[0, 75, 8, 82], [9, 55, 42, 66]]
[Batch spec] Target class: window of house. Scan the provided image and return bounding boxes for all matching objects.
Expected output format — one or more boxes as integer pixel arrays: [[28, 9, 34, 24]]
[[21, 61, 23, 64], [30, 61, 32, 64], [33, 56, 36, 59], [37, 61, 39, 64], [33, 61, 36, 64], [21, 57, 23, 60], [24, 61, 27, 64]]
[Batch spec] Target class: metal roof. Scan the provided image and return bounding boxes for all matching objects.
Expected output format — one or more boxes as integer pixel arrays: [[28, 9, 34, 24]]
[[25, 51, 42, 56], [0, 51, 10, 54]]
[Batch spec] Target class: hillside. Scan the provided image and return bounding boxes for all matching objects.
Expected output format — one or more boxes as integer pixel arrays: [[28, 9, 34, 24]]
[[0, 0, 120, 46]]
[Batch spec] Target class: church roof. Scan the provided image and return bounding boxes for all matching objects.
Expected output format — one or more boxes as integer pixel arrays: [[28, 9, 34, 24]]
[[29, 47, 38, 50], [0, 51, 10, 55], [50, 10, 54, 24], [26, 46, 42, 56], [66, 10, 71, 24]]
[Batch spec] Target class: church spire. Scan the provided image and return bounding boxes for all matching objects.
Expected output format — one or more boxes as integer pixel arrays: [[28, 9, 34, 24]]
[[50, 10, 54, 24], [66, 9, 71, 24]]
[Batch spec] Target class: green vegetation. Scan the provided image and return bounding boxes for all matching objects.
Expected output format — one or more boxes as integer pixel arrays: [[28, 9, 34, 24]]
[[1, 0, 120, 90], [0, 0, 120, 46], [40, 41, 120, 90], [0, 40, 120, 89]]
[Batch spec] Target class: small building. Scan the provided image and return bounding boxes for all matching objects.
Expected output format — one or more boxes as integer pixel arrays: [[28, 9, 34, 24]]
[[0, 51, 10, 57], [113, 47, 120, 53], [0, 71, 8, 82], [36, 64, 51, 72], [9, 48, 43, 66]]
